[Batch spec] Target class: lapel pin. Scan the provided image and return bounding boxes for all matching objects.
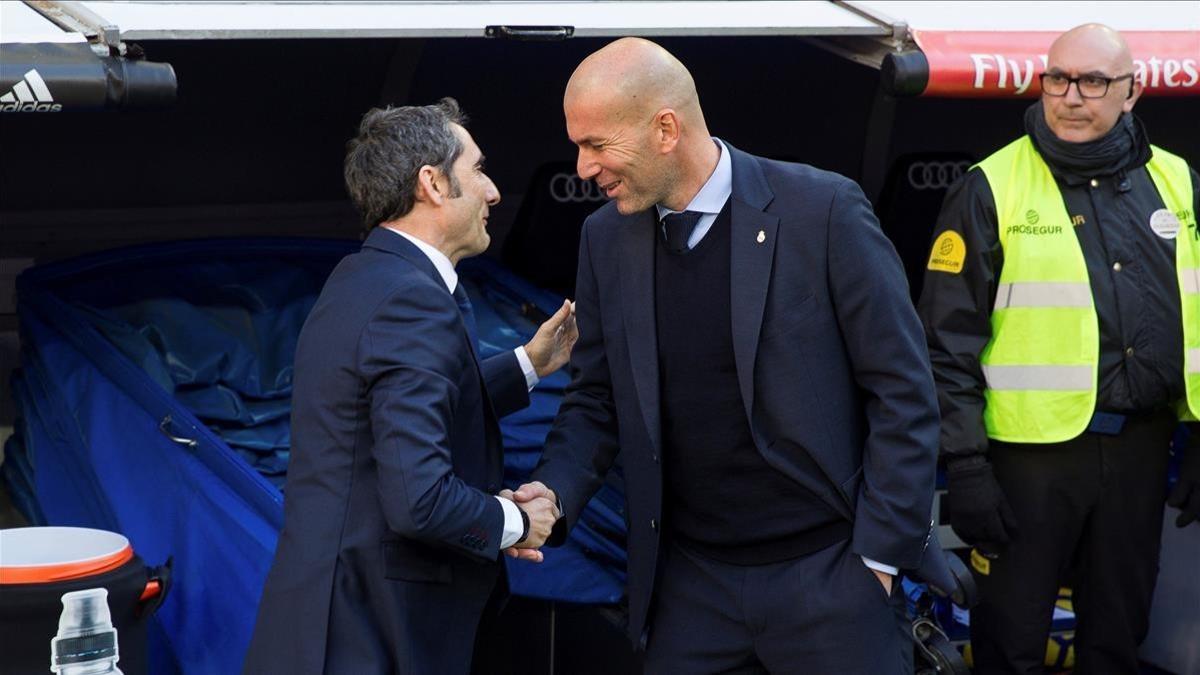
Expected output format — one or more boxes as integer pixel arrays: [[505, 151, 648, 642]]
[[756, 230, 766, 244]]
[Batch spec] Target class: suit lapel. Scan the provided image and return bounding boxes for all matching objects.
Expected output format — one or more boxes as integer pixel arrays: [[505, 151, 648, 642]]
[[619, 210, 663, 456], [726, 145, 779, 423]]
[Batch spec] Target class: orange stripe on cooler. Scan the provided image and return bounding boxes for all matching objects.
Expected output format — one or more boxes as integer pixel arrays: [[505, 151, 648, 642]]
[[0, 545, 134, 584]]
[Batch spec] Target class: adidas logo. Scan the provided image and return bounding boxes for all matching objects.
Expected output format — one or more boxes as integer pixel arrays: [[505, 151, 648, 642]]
[[1, 69, 63, 113]]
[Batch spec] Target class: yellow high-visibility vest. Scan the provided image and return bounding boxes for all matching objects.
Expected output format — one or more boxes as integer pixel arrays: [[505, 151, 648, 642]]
[[976, 136, 1199, 442]]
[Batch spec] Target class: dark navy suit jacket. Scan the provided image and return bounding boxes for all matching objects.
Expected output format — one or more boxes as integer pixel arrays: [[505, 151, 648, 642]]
[[244, 228, 529, 675], [532, 143, 941, 647]]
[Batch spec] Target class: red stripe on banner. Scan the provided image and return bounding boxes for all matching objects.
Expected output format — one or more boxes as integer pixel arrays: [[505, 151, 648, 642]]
[[912, 30, 1200, 97]]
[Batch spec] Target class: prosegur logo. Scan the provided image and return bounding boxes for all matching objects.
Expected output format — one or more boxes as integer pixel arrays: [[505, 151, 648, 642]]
[[1, 69, 62, 112], [1006, 209, 1065, 236]]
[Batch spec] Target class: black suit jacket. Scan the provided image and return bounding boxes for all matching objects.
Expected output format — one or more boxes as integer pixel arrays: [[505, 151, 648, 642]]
[[532, 142, 940, 646], [244, 228, 529, 675]]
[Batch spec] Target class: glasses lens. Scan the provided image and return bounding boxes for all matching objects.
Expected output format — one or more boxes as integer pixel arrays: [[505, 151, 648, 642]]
[[1043, 74, 1070, 95], [1078, 76, 1109, 98]]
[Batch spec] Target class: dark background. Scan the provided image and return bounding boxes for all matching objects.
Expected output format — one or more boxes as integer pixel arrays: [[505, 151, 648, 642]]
[[2, 35, 1194, 266]]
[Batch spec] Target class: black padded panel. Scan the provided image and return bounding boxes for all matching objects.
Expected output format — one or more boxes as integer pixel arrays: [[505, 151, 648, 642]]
[[503, 162, 606, 296], [876, 152, 976, 302]]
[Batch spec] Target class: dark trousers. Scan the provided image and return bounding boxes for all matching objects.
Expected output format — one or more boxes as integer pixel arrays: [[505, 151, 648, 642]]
[[971, 410, 1176, 675], [643, 539, 912, 675]]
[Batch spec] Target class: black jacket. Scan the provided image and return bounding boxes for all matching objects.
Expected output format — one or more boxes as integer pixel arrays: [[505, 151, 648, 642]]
[[533, 143, 940, 647]]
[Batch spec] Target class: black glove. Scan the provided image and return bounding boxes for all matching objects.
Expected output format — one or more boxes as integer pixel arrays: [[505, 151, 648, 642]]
[[946, 455, 1019, 549], [1167, 441, 1200, 528]]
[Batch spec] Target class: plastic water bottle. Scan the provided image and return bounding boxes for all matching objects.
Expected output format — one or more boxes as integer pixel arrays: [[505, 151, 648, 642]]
[[50, 587, 123, 674]]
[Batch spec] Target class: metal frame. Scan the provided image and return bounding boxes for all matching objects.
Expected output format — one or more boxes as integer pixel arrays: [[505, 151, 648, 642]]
[[25, 1, 122, 54]]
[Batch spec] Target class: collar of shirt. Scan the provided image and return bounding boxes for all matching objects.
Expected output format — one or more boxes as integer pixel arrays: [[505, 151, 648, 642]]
[[386, 227, 459, 293], [386, 227, 540, 391], [655, 138, 732, 249], [655, 138, 732, 219]]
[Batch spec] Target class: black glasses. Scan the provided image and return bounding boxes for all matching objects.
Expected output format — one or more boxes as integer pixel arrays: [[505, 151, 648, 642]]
[[1040, 72, 1134, 99]]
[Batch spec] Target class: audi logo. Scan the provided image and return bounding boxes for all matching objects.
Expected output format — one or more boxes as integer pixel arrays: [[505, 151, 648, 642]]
[[549, 173, 606, 203], [907, 161, 971, 191]]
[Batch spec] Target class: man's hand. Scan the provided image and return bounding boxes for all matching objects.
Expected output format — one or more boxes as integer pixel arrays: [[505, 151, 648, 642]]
[[946, 456, 1019, 550], [872, 569, 894, 597], [503, 547, 545, 562], [514, 481, 558, 508], [505, 482, 561, 562], [515, 496, 559, 550], [1168, 445, 1200, 528], [498, 489, 545, 562], [524, 300, 578, 378]]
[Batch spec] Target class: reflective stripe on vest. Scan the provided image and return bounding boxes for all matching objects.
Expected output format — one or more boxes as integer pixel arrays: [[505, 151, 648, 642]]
[[977, 136, 1199, 441], [1183, 268, 1200, 294], [993, 282, 1093, 310], [982, 364, 1094, 390]]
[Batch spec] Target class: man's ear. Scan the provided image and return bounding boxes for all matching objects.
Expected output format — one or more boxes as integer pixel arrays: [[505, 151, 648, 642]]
[[415, 165, 446, 206], [1123, 76, 1142, 110], [655, 108, 681, 154], [1123, 78, 1144, 111]]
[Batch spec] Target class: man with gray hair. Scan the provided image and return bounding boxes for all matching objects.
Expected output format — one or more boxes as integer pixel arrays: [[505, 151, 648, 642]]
[[919, 24, 1200, 672], [244, 98, 576, 675]]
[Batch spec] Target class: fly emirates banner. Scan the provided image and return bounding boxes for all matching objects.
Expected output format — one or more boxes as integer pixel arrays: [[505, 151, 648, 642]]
[[912, 31, 1200, 97]]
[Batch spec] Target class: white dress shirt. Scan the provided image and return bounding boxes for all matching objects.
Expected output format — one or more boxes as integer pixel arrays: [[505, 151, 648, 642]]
[[650, 143, 899, 578], [388, 228, 532, 548]]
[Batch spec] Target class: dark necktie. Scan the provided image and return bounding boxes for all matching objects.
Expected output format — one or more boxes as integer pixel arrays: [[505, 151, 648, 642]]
[[661, 210, 704, 253], [452, 283, 480, 355]]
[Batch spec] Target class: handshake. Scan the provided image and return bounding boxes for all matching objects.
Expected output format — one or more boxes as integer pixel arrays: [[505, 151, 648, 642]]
[[498, 481, 559, 563]]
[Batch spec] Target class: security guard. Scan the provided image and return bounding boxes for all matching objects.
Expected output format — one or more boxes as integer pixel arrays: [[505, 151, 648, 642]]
[[917, 24, 1200, 674]]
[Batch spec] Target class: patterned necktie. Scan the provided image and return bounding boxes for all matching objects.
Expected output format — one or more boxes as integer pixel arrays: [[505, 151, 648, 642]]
[[452, 283, 480, 354], [661, 210, 704, 253]]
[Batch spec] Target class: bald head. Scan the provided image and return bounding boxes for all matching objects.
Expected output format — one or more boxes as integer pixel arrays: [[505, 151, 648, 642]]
[[563, 38, 720, 214], [565, 38, 704, 129], [1048, 23, 1133, 75]]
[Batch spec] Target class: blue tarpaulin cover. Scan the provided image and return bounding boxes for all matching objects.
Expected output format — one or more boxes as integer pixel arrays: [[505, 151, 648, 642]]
[[4, 238, 627, 674]]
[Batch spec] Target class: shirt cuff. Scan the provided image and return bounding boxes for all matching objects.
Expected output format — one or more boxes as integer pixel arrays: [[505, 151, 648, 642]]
[[496, 496, 524, 549], [861, 556, 899, 576], [514, 346, 539, 391]]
